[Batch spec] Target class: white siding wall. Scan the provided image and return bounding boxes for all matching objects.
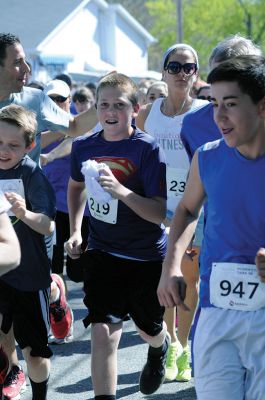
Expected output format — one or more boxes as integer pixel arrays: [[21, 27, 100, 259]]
[[37, 1, 151, 77], [40, 3, 102, 72], [114, 13, 147, 75]]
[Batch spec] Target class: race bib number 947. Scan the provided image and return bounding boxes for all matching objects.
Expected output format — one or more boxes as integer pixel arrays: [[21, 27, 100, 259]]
[[210, 262, 265, 311]]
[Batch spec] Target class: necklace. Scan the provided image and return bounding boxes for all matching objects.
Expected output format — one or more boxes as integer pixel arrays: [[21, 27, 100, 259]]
[[161, 97, 190, 118]]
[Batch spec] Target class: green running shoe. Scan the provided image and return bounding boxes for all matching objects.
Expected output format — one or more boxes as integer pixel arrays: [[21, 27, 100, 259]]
[[165, 340, 183, 381], [176, 345, 192, 382]]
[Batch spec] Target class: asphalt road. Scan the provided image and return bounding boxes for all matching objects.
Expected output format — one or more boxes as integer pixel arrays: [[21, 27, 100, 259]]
[[19, 279, 197, 400]]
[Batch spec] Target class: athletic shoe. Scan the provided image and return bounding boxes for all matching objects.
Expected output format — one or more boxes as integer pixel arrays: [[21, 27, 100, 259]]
[[49, 274, 73, 339], [176, 345, 192, 382], [165, 340, 183, 381], [139, 333, 171, 395], [0, 347, 9, 399], [2, 365, 27, 400], [48, 309, 74, 345]]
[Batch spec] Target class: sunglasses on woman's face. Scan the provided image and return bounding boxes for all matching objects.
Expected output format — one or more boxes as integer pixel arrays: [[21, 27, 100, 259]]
[[165, 61, 197, 76], [49, 95, 68, 103]]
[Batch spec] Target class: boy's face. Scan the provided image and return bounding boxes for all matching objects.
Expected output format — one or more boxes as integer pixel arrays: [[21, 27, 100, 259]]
[[96, 87, 139, 141], [0, 121, 31, 170], [146, 85, 168, 103], [74, 99, 93, 114], [211, 81, 264, 154], [0, 43, 30, 96]]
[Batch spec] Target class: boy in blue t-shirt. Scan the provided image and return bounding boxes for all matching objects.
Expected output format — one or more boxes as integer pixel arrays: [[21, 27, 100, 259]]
[[158, 55, 265, 399], [65, 73, 169, 399], [0, 104, 56, 400]]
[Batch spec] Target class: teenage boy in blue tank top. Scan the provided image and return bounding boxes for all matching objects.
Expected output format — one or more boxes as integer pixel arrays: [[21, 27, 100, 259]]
[[157, 55, 265, 400], [65, 73, 170, 399]]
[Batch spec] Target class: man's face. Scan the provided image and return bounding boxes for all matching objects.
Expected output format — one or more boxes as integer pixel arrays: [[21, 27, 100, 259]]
[[211, 81, 263, 155], [0, 43, 30, 96]]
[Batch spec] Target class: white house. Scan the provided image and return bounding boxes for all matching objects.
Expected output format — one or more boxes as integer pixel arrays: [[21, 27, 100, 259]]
[[0, 0, 160, 82]]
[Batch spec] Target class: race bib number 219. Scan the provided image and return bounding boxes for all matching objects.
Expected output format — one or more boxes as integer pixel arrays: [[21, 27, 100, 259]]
[[88, 196, 118, 224]]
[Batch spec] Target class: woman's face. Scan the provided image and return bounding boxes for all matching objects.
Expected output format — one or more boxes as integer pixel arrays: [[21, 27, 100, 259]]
[[162, 49, 198, 94]]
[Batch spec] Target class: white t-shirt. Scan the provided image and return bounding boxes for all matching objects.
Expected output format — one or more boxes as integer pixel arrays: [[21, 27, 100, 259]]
[[144, 97, 207, 213]]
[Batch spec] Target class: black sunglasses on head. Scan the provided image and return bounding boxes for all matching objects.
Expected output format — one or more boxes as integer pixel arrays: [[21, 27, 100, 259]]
[[165, 61, 197, 76], [49, 95, 68, 103]]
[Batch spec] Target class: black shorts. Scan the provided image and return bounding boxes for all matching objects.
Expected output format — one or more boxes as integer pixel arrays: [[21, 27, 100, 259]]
[[52, 211, 89, 282], [83, 250, 165, 337], [0, 280, 52, 358]]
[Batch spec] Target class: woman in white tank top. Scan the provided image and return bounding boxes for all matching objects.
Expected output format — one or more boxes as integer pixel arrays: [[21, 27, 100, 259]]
[[136, 43, 207, 383]]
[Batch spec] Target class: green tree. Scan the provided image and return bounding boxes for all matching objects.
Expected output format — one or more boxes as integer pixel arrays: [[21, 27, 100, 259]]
[[146, 0, 265, 76]]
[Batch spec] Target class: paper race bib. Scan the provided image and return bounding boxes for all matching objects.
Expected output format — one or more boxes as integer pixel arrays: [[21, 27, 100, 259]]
[[167, 167, 188, 199], [0, 190, 11, 214], [0, 179, 25, 217], [87, 195, 118, 224], [210, 262, 265, 311]]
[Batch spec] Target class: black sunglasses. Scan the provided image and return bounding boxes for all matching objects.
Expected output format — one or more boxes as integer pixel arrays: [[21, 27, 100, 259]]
[[197, 95, 212, 101], [49, 95, 68, 103], [165, 61, 197, 76]]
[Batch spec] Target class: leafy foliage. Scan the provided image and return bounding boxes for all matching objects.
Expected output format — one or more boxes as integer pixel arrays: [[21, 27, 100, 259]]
[[106, 0, 265, 75]]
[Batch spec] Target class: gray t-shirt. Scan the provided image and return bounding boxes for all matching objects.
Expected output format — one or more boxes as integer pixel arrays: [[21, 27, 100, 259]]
[[0, 87, 71, 162]]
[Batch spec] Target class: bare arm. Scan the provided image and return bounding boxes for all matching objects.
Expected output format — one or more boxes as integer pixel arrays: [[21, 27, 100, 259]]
[[158, 151, 206, 308], [135, 103, 152, 131], [67, 106, 98, 137], [65, 178, 87, 259], [98, 167, 166, 224], [40, 137, 73, 166], [5, 192, 54, 236], [0, 212, 21, 275], [41, 131, 65, 149]]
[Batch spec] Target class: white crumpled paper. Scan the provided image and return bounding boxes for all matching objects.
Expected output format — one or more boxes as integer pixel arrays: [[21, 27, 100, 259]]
[[81, 159, 112, 204]]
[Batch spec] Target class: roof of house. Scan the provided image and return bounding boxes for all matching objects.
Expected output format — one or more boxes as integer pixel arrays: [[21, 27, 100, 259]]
[[1, 0, 155, 51]]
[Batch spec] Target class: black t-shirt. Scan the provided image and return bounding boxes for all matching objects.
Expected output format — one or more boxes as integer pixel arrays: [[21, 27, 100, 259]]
[[0, 155, 56, 291]]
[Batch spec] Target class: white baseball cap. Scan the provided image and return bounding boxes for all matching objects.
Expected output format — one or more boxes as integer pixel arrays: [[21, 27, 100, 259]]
[[44, 79, 70, 98]]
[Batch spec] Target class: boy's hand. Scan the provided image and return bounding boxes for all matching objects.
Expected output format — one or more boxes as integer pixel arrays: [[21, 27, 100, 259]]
[[40, 153, 54, 166], [65, 233, 83, 259], [255, 248, 265, 283], [98, 167, 124, 199], [5, 192, 26, 219], [157, 269, 189, 311]]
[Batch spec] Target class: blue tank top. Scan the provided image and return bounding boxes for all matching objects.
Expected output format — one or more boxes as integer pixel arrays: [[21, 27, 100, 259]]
[[198, 139, 265, 307]]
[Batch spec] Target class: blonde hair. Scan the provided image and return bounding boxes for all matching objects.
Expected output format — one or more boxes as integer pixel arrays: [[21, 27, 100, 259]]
[[0, 104, 36, 147], [96, 73, 138, 106]]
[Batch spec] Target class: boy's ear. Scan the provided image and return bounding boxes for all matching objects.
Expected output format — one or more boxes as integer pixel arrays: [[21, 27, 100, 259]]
[[259, 96, 265, 117], [26, 141, 36, 152], [132, 103, 140, 118]]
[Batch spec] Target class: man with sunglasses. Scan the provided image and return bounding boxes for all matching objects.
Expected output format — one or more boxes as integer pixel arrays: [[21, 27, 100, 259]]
[[44, 79, 71, 112]]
